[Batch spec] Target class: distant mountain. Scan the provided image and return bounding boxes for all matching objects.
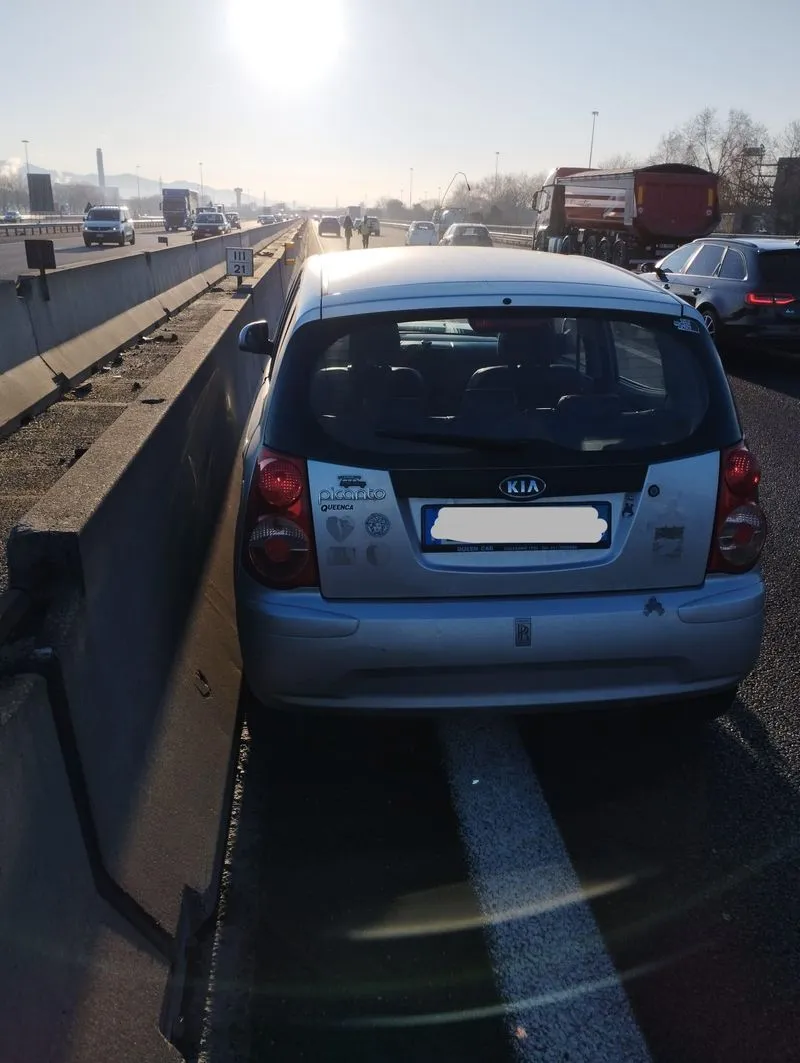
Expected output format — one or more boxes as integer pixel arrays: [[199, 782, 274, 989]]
[[0, 159, 266, 206]]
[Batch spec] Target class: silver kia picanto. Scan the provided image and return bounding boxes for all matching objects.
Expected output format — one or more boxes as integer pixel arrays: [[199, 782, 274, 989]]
[[234, 247, 767, 718]]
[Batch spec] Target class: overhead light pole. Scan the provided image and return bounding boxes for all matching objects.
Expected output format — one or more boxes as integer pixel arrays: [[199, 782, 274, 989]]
[[409, 167, 413, 208], [588, 110, 599, 168], [440, 171, 471, 206]]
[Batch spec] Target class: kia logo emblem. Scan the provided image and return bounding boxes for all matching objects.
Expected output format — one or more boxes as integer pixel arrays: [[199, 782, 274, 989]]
[[498, 475, 546, 499]]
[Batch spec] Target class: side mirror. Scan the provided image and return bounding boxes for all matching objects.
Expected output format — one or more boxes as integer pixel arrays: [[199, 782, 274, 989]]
[[238, 320, 273, 356]]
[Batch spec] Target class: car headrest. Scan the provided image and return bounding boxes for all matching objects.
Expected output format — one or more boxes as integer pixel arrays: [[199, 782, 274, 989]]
[[348, 321, 402, 363]]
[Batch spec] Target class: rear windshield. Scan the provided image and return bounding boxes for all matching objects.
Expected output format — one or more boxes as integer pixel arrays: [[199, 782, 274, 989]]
[[265, 310, 740, 468], [86, 208, 121, 221], [758, 250, 800, 289], [197, 213, 224, 223], [414, 222, 435, 230]]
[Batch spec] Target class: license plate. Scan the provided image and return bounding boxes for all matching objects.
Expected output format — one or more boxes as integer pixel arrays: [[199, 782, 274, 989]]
[[421, 502, 612, 553]]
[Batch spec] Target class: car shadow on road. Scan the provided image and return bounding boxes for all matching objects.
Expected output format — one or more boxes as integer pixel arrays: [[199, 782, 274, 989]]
[[723, 345, 800, 401], [519, 694, 800, 1063], [224, 701, 513, 1063]]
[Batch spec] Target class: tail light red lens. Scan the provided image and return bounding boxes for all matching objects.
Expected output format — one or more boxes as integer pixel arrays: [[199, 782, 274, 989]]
[[745, 292, 796, 307], [708, 443, 767, 573], [243, 448, 319, 589]]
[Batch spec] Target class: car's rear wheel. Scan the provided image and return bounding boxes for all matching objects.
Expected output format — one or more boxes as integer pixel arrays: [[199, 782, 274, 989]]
[[130, 230, 136, 245], [83, 237, 91, 247], [699, 304, 721, 345], [118, 233, 125, 247]]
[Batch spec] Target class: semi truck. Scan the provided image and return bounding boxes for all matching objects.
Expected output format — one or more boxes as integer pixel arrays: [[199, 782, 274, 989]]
[[161, 187, 199, 231], [530, 163, 721, 268]]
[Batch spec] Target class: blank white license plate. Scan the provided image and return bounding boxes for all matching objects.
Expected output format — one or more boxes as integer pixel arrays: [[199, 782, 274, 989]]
[[421, 503, 612, 552]]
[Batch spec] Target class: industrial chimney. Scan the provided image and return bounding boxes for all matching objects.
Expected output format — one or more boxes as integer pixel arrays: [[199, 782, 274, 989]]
[[234, 187, 243, 211], [96, 148, 106, 203]]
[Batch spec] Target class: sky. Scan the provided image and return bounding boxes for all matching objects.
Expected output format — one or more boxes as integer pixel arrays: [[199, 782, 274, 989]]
[[3, 0, 800, 205]]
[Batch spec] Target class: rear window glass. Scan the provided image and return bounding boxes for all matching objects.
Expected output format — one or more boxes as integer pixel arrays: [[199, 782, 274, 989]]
[[758, 250, 800, 289], [414, 222, 434, 230], [197, 213, 224, 223], [265, 311, 738, 468]]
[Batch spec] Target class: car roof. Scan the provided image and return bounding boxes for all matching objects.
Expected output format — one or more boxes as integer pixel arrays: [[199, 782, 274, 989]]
[[688, 235, 800, 252], [291, 246, 693, 321]]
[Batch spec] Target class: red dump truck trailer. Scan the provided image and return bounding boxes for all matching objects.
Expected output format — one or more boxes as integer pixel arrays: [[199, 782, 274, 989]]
[[531, 163, 721, 268]]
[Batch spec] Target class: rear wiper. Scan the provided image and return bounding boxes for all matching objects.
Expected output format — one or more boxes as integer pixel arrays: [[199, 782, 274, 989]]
[[375, 429, 537, 450]]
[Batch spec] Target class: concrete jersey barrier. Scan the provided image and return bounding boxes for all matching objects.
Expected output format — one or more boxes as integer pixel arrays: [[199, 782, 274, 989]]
[[0, 226, 306, 1063], [0, 221, 293, 441]]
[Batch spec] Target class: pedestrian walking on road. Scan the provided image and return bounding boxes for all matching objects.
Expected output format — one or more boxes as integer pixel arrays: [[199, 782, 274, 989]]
[[343, 213, 353, 250], [361, 218, 371, 249]]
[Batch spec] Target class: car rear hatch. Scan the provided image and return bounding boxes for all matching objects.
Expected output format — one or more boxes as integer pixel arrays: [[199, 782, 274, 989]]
[[264, 308, 741, 601], [635, 165, 719, 240], [747, 248, 800, 332]]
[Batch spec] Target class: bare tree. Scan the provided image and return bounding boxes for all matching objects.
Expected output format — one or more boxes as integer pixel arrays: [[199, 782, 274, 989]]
[[597, 153, 642, 169], [775, 119, 800, 159], [647, 108, 772, 208]]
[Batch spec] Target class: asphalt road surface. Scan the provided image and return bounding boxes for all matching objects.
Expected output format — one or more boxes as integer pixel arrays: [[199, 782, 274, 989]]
[[199, 226, 800, 1063], [0, 221, 262, 280]]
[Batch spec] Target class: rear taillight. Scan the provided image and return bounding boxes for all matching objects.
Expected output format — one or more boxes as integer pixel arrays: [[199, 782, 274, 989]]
[[243, 448, 319, 589], [744, 292, 796, 307], [707, 443, 767, 574]]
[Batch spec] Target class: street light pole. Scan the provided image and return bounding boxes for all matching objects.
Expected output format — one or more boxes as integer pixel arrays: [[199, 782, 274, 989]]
[[409, 167, 413, 208], [588, 110, 599, 168], [440, 171, 471, 207]]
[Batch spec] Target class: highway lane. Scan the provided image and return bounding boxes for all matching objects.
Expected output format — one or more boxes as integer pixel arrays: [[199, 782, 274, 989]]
[[201, 228, 800, 1063], [0, 220, 262, 280]]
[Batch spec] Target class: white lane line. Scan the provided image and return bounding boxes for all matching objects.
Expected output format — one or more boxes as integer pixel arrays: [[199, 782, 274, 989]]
[[440, 714, 652, 1063]]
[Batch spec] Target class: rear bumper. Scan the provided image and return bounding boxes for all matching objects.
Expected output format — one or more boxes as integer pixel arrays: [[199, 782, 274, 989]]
[[236, 572, 765, 713], [725, 319, 800, 347]]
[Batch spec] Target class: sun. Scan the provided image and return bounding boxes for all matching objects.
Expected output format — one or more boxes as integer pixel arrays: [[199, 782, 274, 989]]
[[226, 0, 346, 87]]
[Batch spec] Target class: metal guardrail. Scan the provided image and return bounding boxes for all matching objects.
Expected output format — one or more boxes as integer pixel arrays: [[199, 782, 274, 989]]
[[0, 219, 167, 238]]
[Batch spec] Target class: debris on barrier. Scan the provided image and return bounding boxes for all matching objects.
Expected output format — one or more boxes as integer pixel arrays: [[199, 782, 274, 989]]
[[132, 381, 142, 391], [70, 383, 92, 398], [140, 397, 165, 405], [194, 670, 212, 698]]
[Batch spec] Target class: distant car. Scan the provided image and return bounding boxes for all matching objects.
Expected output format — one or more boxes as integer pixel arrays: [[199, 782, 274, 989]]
[[645, 236, 800, 352], [406, 220, 437, 246], [362, 215, 381, 237], [192, 211, 231, 240], [232, 246, 766, 721], [3, 209, 23, 224], [258, 214, 277, 225], [440, 223, 493, 247], [82, 205, 135, 247], [318, 215, 341, 237], [226, 212, 241, 229]]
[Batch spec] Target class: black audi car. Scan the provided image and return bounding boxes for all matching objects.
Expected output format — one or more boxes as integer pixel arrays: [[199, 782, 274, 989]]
[[646, 235, 800, 351]]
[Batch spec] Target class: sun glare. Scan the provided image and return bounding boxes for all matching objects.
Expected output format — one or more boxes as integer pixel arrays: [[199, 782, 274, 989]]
[[226, 0, 346, 88]]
